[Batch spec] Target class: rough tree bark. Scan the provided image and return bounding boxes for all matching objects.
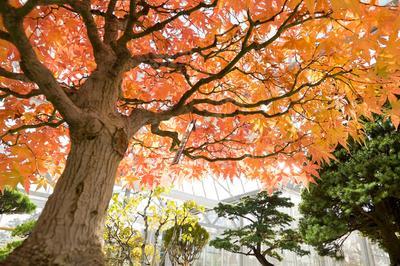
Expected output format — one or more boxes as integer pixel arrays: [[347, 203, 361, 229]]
[[3, 123, 130, 265], [1, 72, 140, 265], [5, 135, 122, 265]]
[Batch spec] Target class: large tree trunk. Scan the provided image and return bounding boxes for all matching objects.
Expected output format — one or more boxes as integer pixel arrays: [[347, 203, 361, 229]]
[[2, 128, 126, 265]]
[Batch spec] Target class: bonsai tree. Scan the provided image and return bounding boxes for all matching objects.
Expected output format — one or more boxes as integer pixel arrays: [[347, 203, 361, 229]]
[[0, 189, 36, 261], [163, 222, 209, 266], [299, 119, 400, 265], [104, 187, 205, 266], [0, 188, 36, 215], [210, 191, 308, 266]]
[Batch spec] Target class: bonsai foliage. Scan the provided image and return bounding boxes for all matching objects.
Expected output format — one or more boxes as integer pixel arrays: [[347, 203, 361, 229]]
[[0, 219, 36, 261], [0, 188, 36, 215], [1, 0, 400, 263], [0, 240, 22, 262], [299, 119, 400, 265], [0, 189, 36, 261], [210, 191, 308, 266], [163, 222, 209, 266], [11, 219, 36, 238], [104, 187, 205, 266]]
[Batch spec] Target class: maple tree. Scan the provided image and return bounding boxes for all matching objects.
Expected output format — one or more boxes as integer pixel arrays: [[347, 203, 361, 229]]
[[0, 0, 399, 264]]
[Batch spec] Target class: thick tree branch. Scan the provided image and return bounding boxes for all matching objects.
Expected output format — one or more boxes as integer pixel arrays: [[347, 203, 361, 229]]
[[0, 3, 83, 126], [0, 67, 31, 82], [141, 66, 348, 129], [150, 122, 180, 150], [0, 86, 42, 99], [187, 69, 350, 110], [0, 119, 65, 142], [103, 0, 119, 44], [68, 1, 110, 63]]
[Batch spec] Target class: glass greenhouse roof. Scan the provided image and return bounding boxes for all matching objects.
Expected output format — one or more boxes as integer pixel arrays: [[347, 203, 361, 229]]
[[14, 174, 303, 210], [174, 175, 261, 202]]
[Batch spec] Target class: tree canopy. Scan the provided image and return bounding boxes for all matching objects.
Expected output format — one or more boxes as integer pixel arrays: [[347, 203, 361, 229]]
[[299, 119, 400, 265], [210, 191, 308, 266], [1, 0, 400, 189]]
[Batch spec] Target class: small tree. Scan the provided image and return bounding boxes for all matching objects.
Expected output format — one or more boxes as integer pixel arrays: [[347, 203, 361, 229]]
[[0, 189, 36, 261], [104, 187, 205, 266], [210, 191, 308, 266], [163, 222, 209, 266], [299, 120, 400, 265]]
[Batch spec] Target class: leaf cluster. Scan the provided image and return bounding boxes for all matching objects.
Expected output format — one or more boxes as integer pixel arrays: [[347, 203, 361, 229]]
[[11, 219, 36, 238], [0, 188, 36, 215], [1, 0, 400, 191]]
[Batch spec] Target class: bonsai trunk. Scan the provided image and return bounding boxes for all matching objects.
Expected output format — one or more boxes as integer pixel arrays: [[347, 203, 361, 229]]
[[380, 228, 400, 266], [388, 254, 400, 266], [254, 250, 274, 266], [3, 130, 125, 265]]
